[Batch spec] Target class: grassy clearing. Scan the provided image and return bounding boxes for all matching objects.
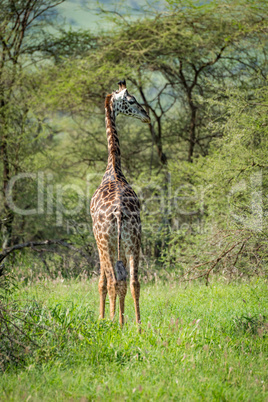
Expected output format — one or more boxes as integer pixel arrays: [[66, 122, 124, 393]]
[[0, 277, 268, 401]]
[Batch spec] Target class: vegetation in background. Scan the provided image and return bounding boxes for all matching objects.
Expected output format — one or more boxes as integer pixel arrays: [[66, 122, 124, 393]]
[[1, 0, 267, 276], [0, 0, 267, 394]]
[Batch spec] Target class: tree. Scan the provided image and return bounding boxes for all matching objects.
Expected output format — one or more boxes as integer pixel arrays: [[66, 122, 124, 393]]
[[167, 83, 268, 281], [0, 0, 88, 248], [98, 0, 267, 163]]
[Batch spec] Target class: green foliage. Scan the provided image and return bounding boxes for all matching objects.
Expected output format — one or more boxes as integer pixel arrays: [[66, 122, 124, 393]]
[[1, 2, 267, 398], [153, 84, 268, 279], [0, 266, 17, 301], [1, 0, 267, 276], [0, 278, 268, 399]]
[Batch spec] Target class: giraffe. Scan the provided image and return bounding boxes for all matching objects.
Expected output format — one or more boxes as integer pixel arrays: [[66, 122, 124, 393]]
[[90, 79, 150, 327]]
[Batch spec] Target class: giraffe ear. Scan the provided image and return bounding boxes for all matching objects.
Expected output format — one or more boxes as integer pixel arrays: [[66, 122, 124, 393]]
[[118, 79, 126, 91]]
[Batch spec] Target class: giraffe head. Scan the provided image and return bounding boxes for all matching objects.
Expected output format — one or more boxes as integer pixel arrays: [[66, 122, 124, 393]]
[[112, 79, 150, 123]]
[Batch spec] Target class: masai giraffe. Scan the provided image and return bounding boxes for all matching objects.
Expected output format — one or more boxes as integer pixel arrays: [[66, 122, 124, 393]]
[[90, 79, 150, 327]]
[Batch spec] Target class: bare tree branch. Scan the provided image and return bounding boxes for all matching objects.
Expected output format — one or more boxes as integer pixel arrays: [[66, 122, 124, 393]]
[[0, 239, 94, 267]]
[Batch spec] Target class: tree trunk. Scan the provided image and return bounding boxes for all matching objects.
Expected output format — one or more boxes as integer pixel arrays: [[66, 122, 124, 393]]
[[188, 100, 197, 163], [1, 126, 14, 249]]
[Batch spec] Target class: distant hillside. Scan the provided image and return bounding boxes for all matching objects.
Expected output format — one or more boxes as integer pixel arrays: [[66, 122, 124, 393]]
[[56, 0, 158, 31]]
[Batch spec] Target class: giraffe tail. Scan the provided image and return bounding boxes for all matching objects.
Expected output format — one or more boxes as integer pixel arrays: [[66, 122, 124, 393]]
[[115, 212, 127, 281]]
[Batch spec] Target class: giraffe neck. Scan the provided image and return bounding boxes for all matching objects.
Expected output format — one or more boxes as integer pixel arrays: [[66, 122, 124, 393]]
[[105, 94, 121, 171]]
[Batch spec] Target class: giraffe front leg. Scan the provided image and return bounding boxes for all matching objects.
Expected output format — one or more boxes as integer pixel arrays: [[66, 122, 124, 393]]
[[98, 267, 107, 319]]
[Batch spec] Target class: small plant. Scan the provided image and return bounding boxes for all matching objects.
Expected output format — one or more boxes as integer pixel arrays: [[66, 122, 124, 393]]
[[233, 313, 268, 336], [0, 265, 38, 370], [0, 264, 18, 301]]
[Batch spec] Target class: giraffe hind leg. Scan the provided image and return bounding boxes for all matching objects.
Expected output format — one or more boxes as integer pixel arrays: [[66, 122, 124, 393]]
[[98, 248, 116, 320], [117, 255, 127, 327], [98, 262, 107, 319], [129, 253, 141, 326], [107, 278, 117, 320], [118, 280, 127, 327]]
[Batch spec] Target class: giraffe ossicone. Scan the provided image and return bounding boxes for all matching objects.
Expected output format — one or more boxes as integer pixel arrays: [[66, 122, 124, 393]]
[[90, 79, 150, 327]]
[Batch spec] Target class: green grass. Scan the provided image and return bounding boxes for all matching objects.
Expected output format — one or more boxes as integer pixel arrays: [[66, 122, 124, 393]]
[[1, 277, 268, 401]]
